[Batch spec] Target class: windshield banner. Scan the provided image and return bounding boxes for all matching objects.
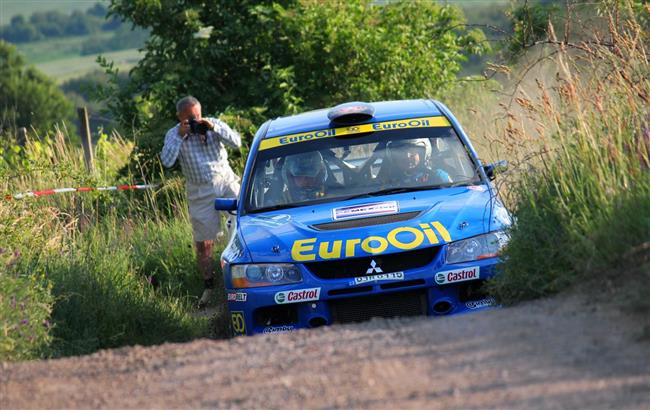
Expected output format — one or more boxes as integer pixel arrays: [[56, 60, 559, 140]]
[[259, 116, 451, 151]]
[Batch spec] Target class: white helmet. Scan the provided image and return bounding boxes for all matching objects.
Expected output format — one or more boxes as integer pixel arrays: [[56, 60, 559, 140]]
[[283, 151, 327, 201], [385, 138, 432, 173]]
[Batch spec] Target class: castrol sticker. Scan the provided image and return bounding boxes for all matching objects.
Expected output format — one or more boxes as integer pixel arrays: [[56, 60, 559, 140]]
[[435, 266, 480, 285], [274, 287, 321, 304]]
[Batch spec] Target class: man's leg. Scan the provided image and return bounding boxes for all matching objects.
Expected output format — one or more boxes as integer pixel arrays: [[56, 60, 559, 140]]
[[196, 240, 215, 308]]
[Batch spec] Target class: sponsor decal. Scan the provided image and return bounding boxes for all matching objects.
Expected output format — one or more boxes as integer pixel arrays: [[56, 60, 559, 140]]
[[366, 259, 383, 274], [262, 325, 296, 334], [291, 220, 452, 261], [465, 297, 496, 310], [227, 292, 247, 302], [248, 214, 292, 228], [259, 116, 451, 151], [435, 266, 480, 285], [274, 287, 321, 304], [351, 271, 405, 285], [231, 311, 246, 336], [332, 201, 399, 221], [467, 185, 487, 192]]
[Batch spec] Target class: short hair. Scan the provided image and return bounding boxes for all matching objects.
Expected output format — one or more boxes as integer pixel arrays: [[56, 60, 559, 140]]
[[176, 96, 200, 113]]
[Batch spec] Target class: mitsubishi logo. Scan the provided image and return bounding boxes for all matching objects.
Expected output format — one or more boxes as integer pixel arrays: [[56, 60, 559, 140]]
[[366, 259, 383, 275]]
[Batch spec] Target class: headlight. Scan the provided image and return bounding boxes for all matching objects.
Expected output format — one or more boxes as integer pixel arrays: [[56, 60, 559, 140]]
[[231, 264, 302, 288], [446, 231, 509, 264]]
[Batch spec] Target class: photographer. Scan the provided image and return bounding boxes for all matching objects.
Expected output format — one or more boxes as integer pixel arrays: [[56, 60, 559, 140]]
[[161, 96, 241, 309]]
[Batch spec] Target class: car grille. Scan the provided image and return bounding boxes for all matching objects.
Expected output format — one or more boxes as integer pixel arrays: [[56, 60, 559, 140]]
[[304, 246, 440, 279], [330, 290, 427, 324], [311, 211, 420, 231]]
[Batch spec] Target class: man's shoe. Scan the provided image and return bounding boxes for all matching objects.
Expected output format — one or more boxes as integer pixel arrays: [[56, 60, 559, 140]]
[[198, 288, 214, 309]]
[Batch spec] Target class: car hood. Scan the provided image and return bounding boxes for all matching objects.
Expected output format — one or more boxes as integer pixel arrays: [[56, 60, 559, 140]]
[[237, 185, 502, 263]]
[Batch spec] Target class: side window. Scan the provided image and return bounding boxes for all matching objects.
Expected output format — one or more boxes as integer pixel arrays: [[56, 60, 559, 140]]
[[249, 158, 285, 208], [429, 135, 476, 182]]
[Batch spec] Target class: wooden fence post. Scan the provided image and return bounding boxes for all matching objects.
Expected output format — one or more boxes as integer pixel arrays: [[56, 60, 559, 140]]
[[17, 127, 28, 147], [77, 107, 94, 172]]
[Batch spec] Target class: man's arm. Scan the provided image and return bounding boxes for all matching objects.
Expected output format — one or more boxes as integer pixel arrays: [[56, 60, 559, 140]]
[[160, 125, 184, 168], [209, 118, 241, 149]]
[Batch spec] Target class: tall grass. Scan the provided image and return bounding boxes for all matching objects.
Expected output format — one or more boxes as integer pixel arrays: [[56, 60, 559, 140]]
[[1, 127, 221, 360], [486, 5, 650, 303]]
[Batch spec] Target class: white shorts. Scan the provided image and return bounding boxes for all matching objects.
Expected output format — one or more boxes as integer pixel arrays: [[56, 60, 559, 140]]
[[186, 179, 240, 242]]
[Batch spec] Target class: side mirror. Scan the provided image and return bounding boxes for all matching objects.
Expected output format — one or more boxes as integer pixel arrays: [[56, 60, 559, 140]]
[[215, 198, 237, 211], [483, 160, 508, 180]]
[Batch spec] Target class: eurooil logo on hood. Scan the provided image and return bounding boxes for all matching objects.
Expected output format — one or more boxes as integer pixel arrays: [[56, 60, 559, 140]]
[[290, 220, 451, 261]]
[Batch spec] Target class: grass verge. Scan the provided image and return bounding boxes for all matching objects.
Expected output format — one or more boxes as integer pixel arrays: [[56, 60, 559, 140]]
[[487, 6, 650, 312], [1, 130, 228, 360]]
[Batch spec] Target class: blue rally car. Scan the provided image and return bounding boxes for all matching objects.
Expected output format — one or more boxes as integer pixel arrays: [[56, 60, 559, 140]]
[[216, 100, 511, 336]]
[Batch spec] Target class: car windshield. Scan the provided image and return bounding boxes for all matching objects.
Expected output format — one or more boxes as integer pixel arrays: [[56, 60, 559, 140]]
[[245, 126, 481, 213]]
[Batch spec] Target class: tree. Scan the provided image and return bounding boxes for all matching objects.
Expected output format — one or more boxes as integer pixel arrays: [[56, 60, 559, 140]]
[[65, 10, 96, 36], [1, 19, 41, 43], [282, 1, 487, 107], [87, 3, 109, 18], [0, 41, 74, 132], [103, 0, 487, 172]]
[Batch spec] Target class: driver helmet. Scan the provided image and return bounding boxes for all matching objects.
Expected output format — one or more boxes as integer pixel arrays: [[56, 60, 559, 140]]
[[385, 138, 432, 175], [283, 151, 327, 201]]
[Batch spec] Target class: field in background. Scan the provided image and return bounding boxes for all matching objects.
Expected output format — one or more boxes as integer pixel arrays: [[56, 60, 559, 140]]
[[16, 32, 113, 63], [2, 0, 139, 82], [35, 47, 141, 82], [0, 0, 108, 25]]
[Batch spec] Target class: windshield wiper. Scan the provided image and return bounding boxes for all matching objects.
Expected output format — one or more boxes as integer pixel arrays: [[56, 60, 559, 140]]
[[248, 203, 301, 213], [339, 185, 442, 201], [339, 181, 480, 201]]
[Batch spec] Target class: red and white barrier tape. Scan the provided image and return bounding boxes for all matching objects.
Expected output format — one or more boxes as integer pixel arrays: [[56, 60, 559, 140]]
[[4, 184, 159, 200]]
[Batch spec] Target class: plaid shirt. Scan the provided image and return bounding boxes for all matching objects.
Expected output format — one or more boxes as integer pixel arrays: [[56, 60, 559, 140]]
[[161, 117, 241, 184]]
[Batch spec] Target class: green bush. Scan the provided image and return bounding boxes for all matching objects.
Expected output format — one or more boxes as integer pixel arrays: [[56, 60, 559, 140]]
[[0, 40, 74, 132], [46, 218, 207, 357]]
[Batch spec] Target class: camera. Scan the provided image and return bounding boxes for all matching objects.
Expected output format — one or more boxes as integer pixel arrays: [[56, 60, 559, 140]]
[[188, 117, 210, 135]]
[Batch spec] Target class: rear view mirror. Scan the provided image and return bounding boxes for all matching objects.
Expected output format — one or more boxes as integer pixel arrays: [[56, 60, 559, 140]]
[[215, 198, 237, 211], [483, 160, 508, 180]]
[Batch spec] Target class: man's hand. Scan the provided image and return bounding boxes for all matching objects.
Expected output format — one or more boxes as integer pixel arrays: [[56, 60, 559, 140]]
[[199, 118, 214, 131], [178, 120, 191, 139]]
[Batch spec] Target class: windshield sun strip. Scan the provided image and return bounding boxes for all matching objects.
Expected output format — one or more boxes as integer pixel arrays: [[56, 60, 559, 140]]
[[259, 116, 451, 151]]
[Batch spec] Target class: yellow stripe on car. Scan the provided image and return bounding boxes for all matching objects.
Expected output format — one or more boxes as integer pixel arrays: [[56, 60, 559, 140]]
[[259, 116, 451, 151], [431, 221, 452, 242]]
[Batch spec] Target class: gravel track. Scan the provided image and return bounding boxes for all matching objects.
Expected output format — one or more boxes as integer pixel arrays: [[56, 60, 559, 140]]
[[2, 291, 649, 410]]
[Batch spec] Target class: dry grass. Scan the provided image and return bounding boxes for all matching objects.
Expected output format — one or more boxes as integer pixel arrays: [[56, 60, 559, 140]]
[[485, 3, 650, 303]]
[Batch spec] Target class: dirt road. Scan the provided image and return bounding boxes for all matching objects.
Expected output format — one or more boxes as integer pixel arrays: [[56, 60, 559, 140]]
[[2, 290, 649, 410]]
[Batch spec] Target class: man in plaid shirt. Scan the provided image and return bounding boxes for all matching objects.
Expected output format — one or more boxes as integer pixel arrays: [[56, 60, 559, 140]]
[[161, 96, 241, 308]]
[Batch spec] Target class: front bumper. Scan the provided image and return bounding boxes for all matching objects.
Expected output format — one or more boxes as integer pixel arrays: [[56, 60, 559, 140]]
[[226, 257, 500, 336]]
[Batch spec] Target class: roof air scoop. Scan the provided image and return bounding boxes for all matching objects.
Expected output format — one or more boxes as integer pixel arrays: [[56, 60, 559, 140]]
[[327, 102, 375, 124]]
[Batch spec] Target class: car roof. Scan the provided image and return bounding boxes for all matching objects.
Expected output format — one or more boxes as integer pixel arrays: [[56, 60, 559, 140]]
[[264, 99, 444, 139]]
